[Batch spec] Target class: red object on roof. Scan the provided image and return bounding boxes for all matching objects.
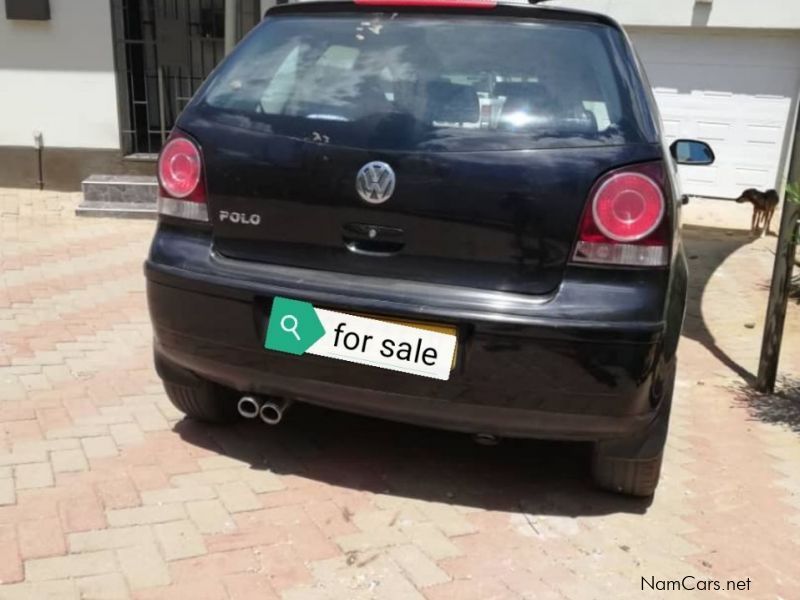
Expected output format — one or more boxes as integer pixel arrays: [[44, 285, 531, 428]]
[[354, 0, 497, 8]]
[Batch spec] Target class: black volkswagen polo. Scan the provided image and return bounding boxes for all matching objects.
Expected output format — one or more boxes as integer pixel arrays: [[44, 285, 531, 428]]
[[145, 0, 715, 496]]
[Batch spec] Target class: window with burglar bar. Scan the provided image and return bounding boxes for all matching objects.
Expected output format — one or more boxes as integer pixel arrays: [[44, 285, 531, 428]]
[[111, 0, 262, 156]]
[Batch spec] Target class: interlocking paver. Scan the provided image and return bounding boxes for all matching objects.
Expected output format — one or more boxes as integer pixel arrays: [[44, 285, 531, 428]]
[[46, 425, 109, 440], [303, 554, 426, 600], [186, 499, 236, 534], [402, 523, 462, 561], [0, 523, 24, 584], [14, 438, 80, 454], [0, 449, 46, 468], [17, 517, 66, 559], [0, 580, 79, 600], [75, 573, 131, 600], [335, 526, 407, 553], [132, 407, 170, 432], [1, 191, 800, 599], [81, 435, 119, 459], [389, 544, 450, 588], [128, 466, 170, 492], [415, 502, 477, 538], [216, 481, 262, 513], [51, 449, 89, 473], [0, 478, 16, 506], [154, 519, 206, 560], [109, 423, 145, 447], [95, 478, 141, 510], [116, 543, 170, 589], [106, 504, 186, 527], [223, 572, 281, 600], [141, 485, 217, 505], [69, 525, 154, 553], [169, 548, 259, 582], [24, 549, 117, 581], [303, 500, 359, 538]]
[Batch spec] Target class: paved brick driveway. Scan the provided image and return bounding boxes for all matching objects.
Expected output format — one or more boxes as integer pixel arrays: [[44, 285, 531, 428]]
[[1, 189, 799, 599]]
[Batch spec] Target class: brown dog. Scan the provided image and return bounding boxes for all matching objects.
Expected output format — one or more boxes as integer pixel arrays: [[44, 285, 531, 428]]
[[735, 188, 779, 236]]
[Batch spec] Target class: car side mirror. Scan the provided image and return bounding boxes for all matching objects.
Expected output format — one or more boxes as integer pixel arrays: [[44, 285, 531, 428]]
[[670, 139, 715, 166]]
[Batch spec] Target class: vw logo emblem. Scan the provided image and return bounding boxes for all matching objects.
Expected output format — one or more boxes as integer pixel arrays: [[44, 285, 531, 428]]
[[356, 161, 396, 205]]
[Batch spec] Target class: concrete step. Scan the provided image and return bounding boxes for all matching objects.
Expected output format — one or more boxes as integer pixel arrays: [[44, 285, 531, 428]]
[[77, 174, 157, 218], [75, 203, 156, 219]]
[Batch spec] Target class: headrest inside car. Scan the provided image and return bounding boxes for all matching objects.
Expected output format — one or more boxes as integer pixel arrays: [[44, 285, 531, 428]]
[[425, 81, 479, 124], [493, 81, 549, 103]]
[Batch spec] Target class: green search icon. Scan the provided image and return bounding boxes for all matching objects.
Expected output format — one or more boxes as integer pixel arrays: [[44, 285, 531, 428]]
[[265, 297, 325, 355], [280, 315, 301, 341]]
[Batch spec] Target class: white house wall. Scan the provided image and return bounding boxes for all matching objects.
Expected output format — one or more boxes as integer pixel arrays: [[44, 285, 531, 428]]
[[261, 0, 275, 16], [549, 0, 800, 30], [0, 0, 120, 150]]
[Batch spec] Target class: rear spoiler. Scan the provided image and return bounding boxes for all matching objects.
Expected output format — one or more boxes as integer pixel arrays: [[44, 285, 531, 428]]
[[264, 0, 624, 30], [355, 0, 498, 8]]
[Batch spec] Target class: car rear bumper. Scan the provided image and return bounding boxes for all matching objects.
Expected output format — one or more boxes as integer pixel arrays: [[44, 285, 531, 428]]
[[146, 226, 682, 441]]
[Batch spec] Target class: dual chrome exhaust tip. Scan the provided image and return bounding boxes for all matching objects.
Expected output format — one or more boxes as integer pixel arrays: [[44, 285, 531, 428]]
[[236, 395, 292, 425], [237, 396, 500, 445]]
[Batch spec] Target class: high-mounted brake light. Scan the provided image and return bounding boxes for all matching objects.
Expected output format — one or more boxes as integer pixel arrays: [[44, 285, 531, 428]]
[[354, 0, 496, 7], [572, 164, 669, 267], [157, 134, 208, 222]]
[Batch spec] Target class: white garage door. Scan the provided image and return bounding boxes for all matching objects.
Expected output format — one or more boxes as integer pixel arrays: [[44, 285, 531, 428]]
[[629, 31, 800, 199]]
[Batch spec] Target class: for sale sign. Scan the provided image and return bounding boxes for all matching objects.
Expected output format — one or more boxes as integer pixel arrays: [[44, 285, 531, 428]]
[[264, 297, 457, 380]]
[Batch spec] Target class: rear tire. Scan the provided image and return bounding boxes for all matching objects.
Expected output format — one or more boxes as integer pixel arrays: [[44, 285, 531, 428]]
[[163, 380, 239, 425], [591, 361, 675, 497]]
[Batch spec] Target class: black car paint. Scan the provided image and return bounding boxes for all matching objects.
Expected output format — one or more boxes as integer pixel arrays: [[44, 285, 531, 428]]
[[146, 1, 687, 441], [187, 112, 664, 295]]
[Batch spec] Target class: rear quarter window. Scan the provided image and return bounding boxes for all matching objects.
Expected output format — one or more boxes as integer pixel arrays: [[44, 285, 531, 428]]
[[200, 13, 648, 151]]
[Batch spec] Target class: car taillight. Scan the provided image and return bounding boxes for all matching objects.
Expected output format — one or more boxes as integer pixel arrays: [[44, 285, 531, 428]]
[[572, 163, 669, 267], [156, 134, 208, 222]]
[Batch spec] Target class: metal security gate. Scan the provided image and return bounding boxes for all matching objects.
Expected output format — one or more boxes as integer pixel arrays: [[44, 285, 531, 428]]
[[111, 0, 262, 156]]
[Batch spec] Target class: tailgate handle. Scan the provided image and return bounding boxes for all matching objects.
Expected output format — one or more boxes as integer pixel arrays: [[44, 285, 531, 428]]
[[343, 223, 404, 257]]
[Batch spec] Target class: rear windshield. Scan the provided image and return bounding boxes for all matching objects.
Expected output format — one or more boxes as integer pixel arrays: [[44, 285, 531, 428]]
[[201, 13, 646, 151]]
